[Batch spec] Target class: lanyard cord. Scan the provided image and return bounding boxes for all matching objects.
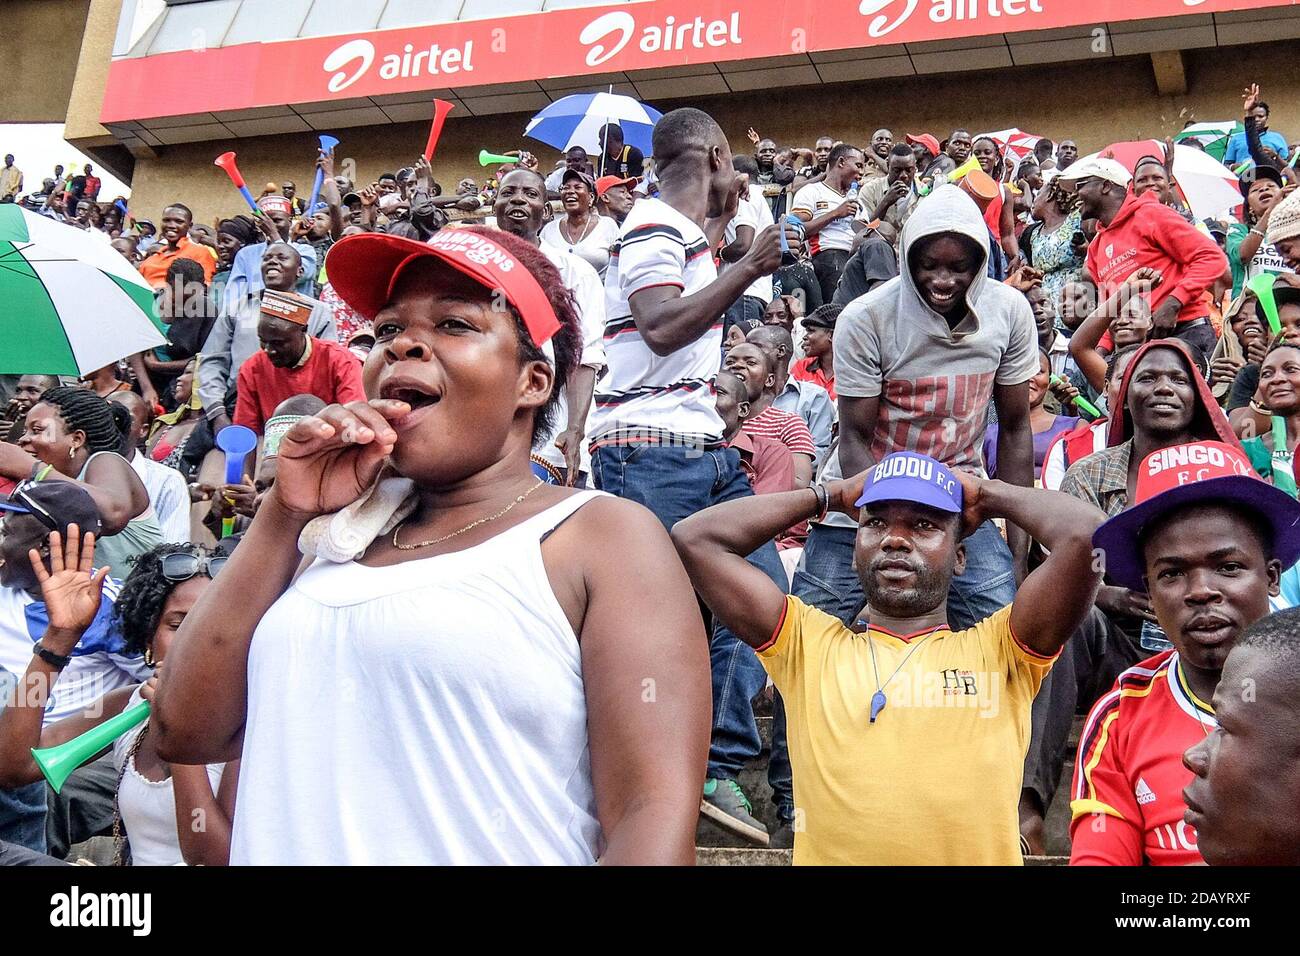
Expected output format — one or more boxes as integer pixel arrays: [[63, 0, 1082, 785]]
[[865, 629, 935, 723]]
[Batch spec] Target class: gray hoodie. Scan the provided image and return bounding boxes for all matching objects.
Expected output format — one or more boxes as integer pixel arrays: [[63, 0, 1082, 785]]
[[833, 184, 1037, 475]]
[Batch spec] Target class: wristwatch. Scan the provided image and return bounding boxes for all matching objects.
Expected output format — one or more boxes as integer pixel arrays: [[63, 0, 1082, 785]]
[[34, 643, 71, 669]]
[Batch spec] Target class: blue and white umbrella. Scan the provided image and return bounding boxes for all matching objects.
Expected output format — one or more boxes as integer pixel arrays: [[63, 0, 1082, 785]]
[[524, 92, 661, 161]]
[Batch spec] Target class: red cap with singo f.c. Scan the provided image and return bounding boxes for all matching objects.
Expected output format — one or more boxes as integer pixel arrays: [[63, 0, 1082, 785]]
[[1091, 440, 1300, 591]]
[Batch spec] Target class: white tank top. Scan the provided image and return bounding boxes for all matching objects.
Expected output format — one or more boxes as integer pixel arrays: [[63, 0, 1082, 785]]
[[230, 491, 605, 865], [113, 688, 226, 867]]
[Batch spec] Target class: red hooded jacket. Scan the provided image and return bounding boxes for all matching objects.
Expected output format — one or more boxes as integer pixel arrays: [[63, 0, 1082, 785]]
[[1087, 191, 1227, 328], [1107, 339, 1241, 450]]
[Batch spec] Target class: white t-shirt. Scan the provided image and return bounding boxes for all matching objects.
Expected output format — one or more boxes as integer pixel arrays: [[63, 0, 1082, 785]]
[[591, 197, 725, 447], [0, 581, 150, 725], [230, 493, 605, 865], [721, 184, 775, 304], [540, 215, 620, 277], [536, 245, 607, 477], [791, 181, 859, 255], [130, 453, 190, 543]]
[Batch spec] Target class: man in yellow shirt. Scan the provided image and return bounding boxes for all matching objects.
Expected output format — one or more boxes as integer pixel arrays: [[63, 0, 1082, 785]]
[[672, 451, 1106, 864], [0, 155, 22, 202]]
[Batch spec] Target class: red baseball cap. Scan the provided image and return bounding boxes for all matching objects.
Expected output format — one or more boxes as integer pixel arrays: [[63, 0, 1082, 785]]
[[905, 133, 940, 158], [325, 229, 561, 346], [595, 174, 637, 197], [1092, 441, 1300, 590]]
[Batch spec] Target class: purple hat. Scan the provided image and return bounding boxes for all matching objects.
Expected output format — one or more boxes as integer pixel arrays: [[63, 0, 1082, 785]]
[[1092, 441, 1300, 591], [854, 452, 964, 514]]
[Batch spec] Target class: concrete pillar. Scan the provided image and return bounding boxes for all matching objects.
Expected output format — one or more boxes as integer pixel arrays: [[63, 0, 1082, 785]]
[[1150, 50, 1188, 97]]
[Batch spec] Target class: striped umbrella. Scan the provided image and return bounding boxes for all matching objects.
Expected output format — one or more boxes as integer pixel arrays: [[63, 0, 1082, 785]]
[[0, 204, 164, 375], [976, 128, 1048, 165], [524, 92, 662, 164]]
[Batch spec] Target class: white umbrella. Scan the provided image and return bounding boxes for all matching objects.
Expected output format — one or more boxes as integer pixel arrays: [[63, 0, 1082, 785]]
[[1170, 144, 1246, 221]]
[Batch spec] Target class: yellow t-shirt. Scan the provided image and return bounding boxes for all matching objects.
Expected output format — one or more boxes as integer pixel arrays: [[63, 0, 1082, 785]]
[[759, 596, 1057, 865]]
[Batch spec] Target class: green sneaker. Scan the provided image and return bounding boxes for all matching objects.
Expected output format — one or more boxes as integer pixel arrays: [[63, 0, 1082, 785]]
[[700, 778, 769, 845]]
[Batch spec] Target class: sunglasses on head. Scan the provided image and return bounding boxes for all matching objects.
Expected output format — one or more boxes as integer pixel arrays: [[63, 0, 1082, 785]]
[[160, 551, 228, 583]]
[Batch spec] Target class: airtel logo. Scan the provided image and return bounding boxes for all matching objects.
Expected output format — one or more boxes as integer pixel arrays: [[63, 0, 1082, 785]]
[[858, 0, 919, 37], [580, 12, 635, 67], [324, 38, 374, 93]]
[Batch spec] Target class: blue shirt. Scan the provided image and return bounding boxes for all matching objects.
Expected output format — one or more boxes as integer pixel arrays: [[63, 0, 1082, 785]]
[[773, 377, 835, 466], [1224, 128, 1290, 167], [223, 240, 318, 313]]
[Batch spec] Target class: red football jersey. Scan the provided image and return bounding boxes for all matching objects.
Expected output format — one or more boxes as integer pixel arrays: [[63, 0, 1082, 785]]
[[1069, 650, 1216, 866]]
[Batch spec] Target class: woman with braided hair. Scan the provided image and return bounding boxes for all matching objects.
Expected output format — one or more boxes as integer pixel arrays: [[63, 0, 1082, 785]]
[[0, 386, 159, 577], [0, 533, 238, 865]]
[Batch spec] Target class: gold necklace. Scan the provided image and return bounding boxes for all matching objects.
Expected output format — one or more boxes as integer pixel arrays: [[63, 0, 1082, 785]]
[[391, 481, 544, 551]]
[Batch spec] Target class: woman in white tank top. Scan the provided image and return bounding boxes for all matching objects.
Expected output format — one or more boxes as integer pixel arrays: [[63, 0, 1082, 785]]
[[154, 227, 711, 865], [0, 533, 238, 865]]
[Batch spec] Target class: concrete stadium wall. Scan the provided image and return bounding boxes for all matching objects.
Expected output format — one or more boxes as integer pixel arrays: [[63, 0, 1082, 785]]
[[122, 39, 1300, 226], [0, 1, 92, 123]]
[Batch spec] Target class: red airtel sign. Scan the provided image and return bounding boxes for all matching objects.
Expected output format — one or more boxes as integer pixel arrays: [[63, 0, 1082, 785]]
[[102, 0, 1296, 122]]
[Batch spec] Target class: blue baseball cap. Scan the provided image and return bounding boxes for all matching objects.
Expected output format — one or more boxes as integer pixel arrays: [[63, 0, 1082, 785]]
[[0, 481, 102, 537], [854, 452, 964, 514]]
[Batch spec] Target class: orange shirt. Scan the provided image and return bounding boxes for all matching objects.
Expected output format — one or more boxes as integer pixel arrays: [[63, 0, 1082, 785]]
[[138, 237, 217, 289], [792, 356, 835, 400]]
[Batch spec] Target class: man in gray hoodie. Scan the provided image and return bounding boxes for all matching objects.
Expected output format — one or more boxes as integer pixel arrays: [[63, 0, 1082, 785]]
[[829, 184, 1037, 630]]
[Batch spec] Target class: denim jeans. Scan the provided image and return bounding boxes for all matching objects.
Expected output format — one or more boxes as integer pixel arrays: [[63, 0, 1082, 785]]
[[770, 519, 1018, 820], [724, 294, 767, 339], [0, 669, 46, 853], [0, 782, 47, 853], [592, 443, 787, 781]]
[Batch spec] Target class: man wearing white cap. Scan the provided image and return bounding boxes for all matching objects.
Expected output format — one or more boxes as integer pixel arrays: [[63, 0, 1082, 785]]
[[1059, 155, 1228, 363]]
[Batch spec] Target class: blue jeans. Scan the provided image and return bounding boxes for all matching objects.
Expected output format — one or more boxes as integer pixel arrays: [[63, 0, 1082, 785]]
[[724, 294, 766, 339], [770, 520, 1017, 820], [592, 443, 787, 780], [0, 670, 47, 853], [0, 783, 47, 853]]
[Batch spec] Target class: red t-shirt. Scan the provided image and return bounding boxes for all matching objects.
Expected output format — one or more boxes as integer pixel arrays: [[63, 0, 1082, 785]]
[[729, 430, 794, 496], [233, 339, 365, 434], [1069, 649, 1215, 866], [791, 357, 835, 400]]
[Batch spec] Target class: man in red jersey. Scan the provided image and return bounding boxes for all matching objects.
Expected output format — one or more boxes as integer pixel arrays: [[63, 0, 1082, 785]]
[[1070, 440, 1300, 865]]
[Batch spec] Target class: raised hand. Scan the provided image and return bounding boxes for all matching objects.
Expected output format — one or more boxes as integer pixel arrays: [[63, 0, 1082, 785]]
[[1123, 266, 1163, 294], [1243, 83, 1261, 115], [29, 525, 109, 651], [1004, 264, 1043, 293], [270, 400, 408, 519], [747, 127, 761, 146]]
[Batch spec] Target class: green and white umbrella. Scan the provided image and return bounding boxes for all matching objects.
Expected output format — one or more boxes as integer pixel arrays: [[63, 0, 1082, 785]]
[[0, 204, 165, 376], [1173, 121, 1243, 163]]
